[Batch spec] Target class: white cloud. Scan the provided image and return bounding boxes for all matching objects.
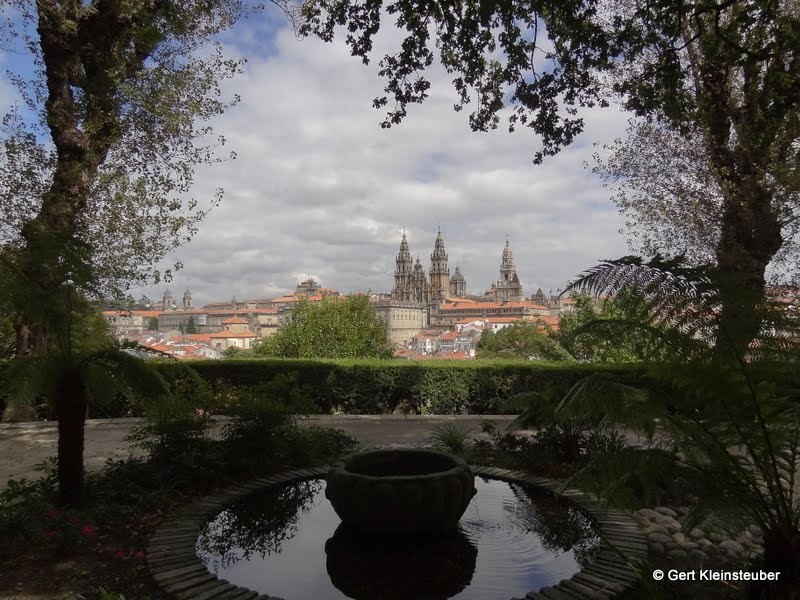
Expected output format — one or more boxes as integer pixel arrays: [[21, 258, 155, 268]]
[[125, 9, 633, 305]]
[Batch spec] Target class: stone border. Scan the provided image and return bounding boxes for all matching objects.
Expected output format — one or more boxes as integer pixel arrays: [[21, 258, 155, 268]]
[[147, 465, 647, 600]]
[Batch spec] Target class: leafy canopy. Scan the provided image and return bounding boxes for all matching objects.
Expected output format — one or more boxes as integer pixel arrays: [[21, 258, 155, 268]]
[[0, 0, 297, 300], [557, 290, 667, 363], [253, 296, 393, 359], [476, 322, 573, 362], [533, 255, 800, 595]]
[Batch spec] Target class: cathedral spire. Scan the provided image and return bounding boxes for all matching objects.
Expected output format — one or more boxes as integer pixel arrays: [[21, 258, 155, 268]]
[[495, 237, 522, 301], [392, 229, 414, 301]]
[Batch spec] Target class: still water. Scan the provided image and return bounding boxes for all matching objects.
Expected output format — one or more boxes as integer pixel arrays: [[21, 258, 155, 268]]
[[197, 477, 599, 600]]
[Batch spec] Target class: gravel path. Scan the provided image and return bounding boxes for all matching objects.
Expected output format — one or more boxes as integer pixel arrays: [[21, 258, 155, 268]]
[[0, 415, 517, 485]]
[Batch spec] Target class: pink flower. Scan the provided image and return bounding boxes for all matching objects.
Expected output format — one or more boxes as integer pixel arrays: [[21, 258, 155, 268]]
[[135, 551, 145, 561], [81, 524, 97, 537], [44, 530, 58, 539], [114, 550, 126, 559], [46, 508, 61, 519]]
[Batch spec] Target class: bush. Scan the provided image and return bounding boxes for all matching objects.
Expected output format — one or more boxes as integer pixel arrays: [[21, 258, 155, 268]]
[[284, 424, 358, 466], [220, 390, 298, 474], [1, 357, 654, 418], [186, 359, 648, 415], [126, 362, 213, 462], [0, 459, 58, 555], [429, 423, 473, 457]]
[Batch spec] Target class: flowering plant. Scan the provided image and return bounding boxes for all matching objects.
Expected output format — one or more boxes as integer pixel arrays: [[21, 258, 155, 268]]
[[42, 508, 98, 554], [113, 548, 146, 584]]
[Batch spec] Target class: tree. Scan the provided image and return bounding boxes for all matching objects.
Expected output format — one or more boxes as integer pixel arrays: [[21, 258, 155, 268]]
[[591, 119, 800, 282], [185, 316, 198, 334], [298, 0, 800, 356], [252, 296, 392, 359], [222, 345, 244, 358], [0, 0, 295, 506], [557, 291, 663, 363], [148, 317, 159, 332], [546, 256, 800, 598], [0, 2, 255, 354], [476, 322, 573, 361]]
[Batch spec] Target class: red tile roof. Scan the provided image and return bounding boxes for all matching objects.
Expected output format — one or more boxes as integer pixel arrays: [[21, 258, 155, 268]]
[[179, 334, 213, 343], [438, 331, 460, 340], [208, 331, 259, 339], [221, 316, 249, 324]]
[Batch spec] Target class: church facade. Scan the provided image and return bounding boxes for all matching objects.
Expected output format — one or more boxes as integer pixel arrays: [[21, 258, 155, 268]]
[[390, 228, 523, 305]]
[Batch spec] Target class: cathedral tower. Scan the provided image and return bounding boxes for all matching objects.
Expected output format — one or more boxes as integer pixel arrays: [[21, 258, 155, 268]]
[[449, 262, 467, 297], [411, 255, 429, 303], [182, 289, 192, 309], [391, 230, 414, 301], [428, 227, 450, 302], [494, 237, 523, 302], [163, 287, 175, 310]]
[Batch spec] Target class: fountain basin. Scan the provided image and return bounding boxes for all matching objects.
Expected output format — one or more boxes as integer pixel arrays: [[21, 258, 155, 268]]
[[325, 449, 476, 537]]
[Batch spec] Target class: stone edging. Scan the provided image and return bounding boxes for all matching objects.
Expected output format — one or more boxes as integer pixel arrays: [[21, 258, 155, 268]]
[[147, 465, 647, 600]]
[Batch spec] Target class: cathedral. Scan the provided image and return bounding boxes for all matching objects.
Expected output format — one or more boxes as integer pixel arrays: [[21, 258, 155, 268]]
[[488, 238, 524, 302], [391, 228, 523, 305]]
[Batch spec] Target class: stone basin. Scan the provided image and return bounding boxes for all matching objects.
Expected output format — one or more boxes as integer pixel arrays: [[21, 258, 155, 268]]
[[325, 448, 476, 538]]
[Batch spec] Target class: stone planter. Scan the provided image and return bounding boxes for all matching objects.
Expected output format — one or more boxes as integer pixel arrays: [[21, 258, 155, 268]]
[[325, 449, 476, 538]]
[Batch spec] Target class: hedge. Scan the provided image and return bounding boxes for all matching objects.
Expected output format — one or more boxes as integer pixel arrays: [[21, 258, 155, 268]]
[[170, 359, 648, 415], [3, 357, 799, 419], [1, 358, 649, 418]]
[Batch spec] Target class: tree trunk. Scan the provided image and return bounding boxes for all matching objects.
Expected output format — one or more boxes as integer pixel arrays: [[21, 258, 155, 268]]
[[56, 368, 88, 507], [714, 182, 783, 360], [748, 526, 800, 600], [14, 314, 48, 356]]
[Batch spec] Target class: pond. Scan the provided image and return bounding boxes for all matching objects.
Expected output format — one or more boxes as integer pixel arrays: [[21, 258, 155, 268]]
[[196, 476, 600, 600]]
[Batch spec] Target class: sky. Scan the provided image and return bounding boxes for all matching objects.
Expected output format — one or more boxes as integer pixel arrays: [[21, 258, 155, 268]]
[[1, 5, 634, 307]]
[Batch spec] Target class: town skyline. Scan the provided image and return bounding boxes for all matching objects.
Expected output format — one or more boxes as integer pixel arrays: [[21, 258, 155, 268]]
[[90, 3, 636, 309], [131, 225, 625, 308]]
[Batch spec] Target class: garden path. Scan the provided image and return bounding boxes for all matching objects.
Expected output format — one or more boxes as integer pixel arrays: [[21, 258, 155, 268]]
[[0, 415, 518, 487]]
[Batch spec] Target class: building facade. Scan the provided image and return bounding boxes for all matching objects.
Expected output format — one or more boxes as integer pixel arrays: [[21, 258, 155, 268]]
[[390, 229, 528, 309], [391, 227, 463, 306], [373, 300, 426, 347]]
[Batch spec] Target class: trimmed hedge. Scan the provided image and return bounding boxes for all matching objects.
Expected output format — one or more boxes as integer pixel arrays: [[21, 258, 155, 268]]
[[0, 357, 648, 417], [174, 359, 649, 415], [4, 357, 800, 419]]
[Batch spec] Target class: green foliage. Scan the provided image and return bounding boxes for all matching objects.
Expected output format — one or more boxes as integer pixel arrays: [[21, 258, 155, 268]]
[[219, 381, 357, 473], [185, 316, 197, 334], [252, 296, 392, 359], [284, 425, 358, 466], [126, 362, 213, 463], [220, 391, 299, 473], [147, 317, 158, 331], [543, 256, 800, 595], [222, 345, 243, 359], [557, 291, 664, 363], [0, 459, 58, 555], [429, 423, 473, 458], [476, 322, 574, 361]]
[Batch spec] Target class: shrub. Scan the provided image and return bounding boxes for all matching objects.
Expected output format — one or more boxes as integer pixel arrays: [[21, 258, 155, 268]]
[[220, 390, 298, 474], [126, 362, 213, 462], [429, 423, 473, 457], [0, 459, 58, 555], [284, 425, 358, 465]]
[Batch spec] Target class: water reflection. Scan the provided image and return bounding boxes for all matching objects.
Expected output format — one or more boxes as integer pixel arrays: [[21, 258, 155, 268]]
[[196, 479, 322, 569], [503, 480, 598, 568], [325, 524, 478, 599], [197, 477, 599, 599]]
